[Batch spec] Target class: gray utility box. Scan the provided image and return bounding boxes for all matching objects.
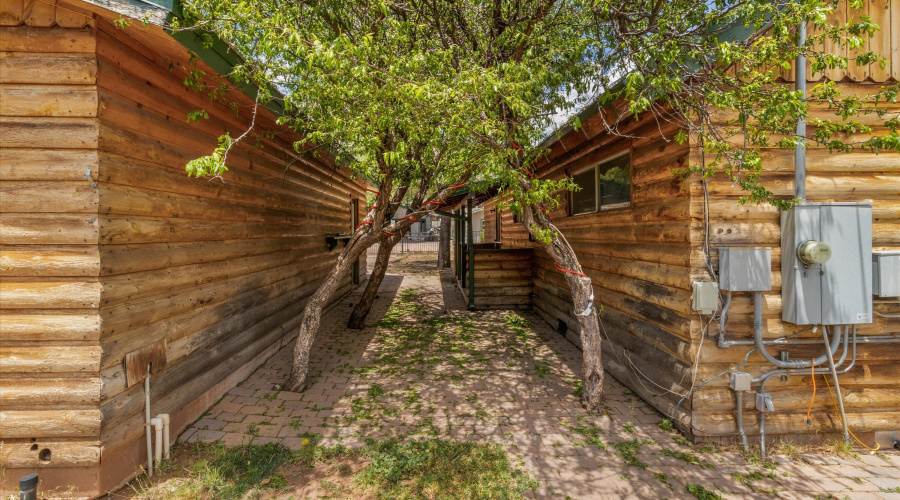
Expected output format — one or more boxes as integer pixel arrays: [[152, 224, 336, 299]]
[[719, 247, 772, 291], [781, 202, 873, 325], [873, 251, 900, 297]]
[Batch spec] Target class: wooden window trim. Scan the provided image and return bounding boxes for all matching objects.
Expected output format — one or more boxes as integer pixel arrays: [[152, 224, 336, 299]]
[[568, 149, 632, 216]]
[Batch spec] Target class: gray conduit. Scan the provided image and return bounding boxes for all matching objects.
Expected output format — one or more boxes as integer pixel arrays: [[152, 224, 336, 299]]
[[717, 290, 733, 345], [823, 328, 851, 444], [736, 391, 749, 453], [751, 326, 856, 461], [753, 291, 841, 369]]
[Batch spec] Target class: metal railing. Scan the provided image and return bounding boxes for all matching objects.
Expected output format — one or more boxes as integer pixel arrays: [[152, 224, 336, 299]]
[[365, 230, 483, 255]]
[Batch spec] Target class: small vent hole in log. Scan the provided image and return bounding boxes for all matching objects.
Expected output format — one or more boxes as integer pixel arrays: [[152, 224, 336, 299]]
[[30, 444, 37, 451], [39, 449, 51, 462]]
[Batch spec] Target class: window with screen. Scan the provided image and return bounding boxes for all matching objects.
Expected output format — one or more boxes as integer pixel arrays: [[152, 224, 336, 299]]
[[570, 152, 631, 215]]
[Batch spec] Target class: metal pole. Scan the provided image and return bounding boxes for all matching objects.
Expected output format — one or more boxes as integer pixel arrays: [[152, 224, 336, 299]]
[[467, 196, 475, 310], [795, 20, 807, 201], [19, 474, 38, 500]]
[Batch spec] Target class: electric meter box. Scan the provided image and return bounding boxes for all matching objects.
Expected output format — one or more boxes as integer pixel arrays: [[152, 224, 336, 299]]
[[873, 251, 900, 297], [719, 247, 772, 291], [781, 202, 872, 325]]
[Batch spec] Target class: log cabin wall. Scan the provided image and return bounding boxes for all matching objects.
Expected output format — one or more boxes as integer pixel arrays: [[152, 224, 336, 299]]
[[1, 1, 367, 495], [489, 0, 900, 443], [462, 248, 533, 310], [0, 6, 104, 495], [688, 0, 900, 442], [688, 102, 900, 439], [485, 112, 697, 427]]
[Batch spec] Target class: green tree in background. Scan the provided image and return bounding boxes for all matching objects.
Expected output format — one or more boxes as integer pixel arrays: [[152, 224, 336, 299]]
[[173, 0, 898, 410]]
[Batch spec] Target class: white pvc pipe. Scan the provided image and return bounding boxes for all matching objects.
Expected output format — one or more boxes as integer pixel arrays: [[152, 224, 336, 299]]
[[158, 414, 170, 459], [144, 365, 153, 477], [151, 418, 163, 465]]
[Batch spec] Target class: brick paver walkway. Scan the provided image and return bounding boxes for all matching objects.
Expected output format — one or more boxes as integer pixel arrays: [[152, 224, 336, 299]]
[[181, 254, 900, 499]]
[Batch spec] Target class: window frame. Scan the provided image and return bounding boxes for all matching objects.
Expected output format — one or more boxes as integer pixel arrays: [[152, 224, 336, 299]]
[[568, 149, 632, 216]]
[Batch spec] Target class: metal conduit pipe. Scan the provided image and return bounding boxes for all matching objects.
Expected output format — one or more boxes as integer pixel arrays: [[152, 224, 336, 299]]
[[752, 326, 852, 385], [753, 292, 841, 368], [736, 391, 749, 453], [745, 326, 852, 460], [721, 333, 899, 346], [754, 327, 857, 461], [717, 290, 733, 346], [795, 19, 807, 201], [823, 328, 851, 444]]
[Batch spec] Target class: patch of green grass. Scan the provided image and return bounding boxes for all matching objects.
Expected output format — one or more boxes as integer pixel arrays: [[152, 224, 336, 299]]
[[661, 449, 715, 469], [732, 470, 778, 486], [533, 359, 550, 378], [623, 422, 635, 434], [658, 418, 674, 432], [367, 384, 387, 400], [572, 379, 583, 399], [881, 487, 900, 494], [613, 440, 648, 469], [685, 483, 724, 500], [356, 438, 537, 499], [192, 443, 294, 499], [826, 438, 856, 458], [567, 423, 606, 450], [653, 472, 672, 489]]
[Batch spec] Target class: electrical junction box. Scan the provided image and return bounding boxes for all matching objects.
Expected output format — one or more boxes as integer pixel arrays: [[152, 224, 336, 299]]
[[719, 247, 772, 291], [781, 202, 873, 325], [691, 281, 719, 315], [756, 393, 775, 412], [729, 372, 752, 392], [873, 251, 900, 297]]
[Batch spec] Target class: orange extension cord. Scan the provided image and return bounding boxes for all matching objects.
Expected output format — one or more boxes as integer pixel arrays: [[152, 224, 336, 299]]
[[820, 373, 881, 451]]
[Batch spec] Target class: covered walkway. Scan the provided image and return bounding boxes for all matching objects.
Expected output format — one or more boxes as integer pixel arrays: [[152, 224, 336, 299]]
[[181, 254, 900, 499]]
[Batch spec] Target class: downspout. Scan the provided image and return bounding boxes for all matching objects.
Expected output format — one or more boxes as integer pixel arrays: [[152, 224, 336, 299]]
[[795, 20, 807, 201]]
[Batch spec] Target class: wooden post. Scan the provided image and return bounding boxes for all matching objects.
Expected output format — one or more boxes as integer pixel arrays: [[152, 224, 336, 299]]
[[467, 196, 475, 310]]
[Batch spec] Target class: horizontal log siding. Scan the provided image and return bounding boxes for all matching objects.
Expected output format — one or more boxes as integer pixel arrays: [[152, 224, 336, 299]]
[[93, 18, 367, 474], [489, 112, 695, 426], [462, 248, 533, 309], [688, 81, 900, 440], [0, 22, 102, 475]]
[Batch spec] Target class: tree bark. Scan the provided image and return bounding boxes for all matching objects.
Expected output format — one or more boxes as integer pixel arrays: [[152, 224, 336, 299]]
[[437, 215, 451, 268], [287, 171, 470, 392], [522, 206, 604, 412], [288, 235, 371, 391], [347, 231, 402, 329]]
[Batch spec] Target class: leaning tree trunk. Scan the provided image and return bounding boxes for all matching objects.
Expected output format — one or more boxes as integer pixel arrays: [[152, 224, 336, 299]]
[[524, 207, 604, 412], [437, 215, 451, 268], [347, 231, 403, 329], [288, 235, 372, 391]]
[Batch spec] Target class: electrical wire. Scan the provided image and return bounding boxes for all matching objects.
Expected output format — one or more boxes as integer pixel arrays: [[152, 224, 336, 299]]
[[806, 361, 816, 426], [821, 375, 880, 451]]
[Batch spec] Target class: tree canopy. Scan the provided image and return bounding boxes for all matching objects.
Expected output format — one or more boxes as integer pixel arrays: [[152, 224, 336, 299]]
[[175, 0, 897, 212], [169, 0, 899, 404]]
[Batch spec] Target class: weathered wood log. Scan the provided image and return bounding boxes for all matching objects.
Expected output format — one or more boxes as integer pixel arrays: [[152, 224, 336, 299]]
[[0, 410, 101, 438], [0, 440, 100, 468], [0, 84, 98, 117], [0, 53, 97, 84], [1, 245, 100, 277], [0, 26, 95, 52], [0, 312, 100, 342], [0, 346, 100, 373]]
